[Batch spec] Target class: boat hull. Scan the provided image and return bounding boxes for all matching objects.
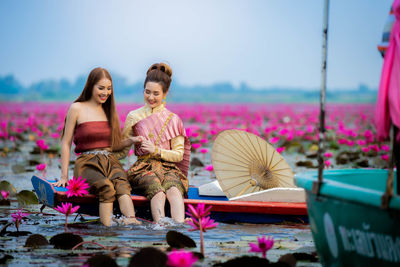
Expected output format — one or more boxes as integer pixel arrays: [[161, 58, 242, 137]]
[[32, 175, 308, 224], [296, 169, 400, 266]]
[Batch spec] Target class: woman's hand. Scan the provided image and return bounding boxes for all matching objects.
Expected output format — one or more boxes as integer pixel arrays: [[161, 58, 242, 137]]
[[130, 136, 145, 145], [53, 177, 69, 187], [140, 139, 156, 154]]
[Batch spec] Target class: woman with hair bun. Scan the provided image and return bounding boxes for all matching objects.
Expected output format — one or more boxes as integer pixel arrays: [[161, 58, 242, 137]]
[[54, 67, 141, 226], [115, 63, 191, 223]]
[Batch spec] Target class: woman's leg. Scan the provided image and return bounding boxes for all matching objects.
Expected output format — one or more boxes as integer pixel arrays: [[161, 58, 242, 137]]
[[74, 154, 117, 227], [166, 186, 185, 223], [109, 154, 141, 224], [151, 191, 166, 223], [118, 194, 141, 224], [99, 202, 113, 226]]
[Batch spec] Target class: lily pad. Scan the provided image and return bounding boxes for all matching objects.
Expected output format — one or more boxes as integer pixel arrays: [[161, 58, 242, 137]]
[[25, 234, 49, 248], [166, 230, 196, 248], [50, 232, 83, 249], [11, 164, 26, 174], [128, 247, 167, 267], [296, 161, 316, 168], [16, 190, 39, 205], [0, 181, 17, 196], [190, 157, 204, 169], [86, 254, 118, 267]]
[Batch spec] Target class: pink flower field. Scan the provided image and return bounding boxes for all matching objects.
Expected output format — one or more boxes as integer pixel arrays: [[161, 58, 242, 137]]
[[0, 102, 390, 177]]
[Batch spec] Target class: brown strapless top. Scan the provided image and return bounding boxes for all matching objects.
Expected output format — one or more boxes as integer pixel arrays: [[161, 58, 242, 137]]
[[73, 121, 111, 153]]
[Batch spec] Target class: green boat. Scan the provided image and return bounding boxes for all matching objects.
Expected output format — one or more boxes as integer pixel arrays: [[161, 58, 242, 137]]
[[295, 169, 400, 266], [293, 0, 400, 265]]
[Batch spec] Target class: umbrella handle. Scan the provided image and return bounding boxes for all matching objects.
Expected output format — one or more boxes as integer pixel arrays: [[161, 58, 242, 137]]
[[235, 180, 257, 197]]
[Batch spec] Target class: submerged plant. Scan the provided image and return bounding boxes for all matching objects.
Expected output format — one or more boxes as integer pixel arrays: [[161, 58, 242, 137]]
[[11, 208, 29, 232], [167, 249, 198, 267], [66, 176, 89, 197], [186, 203, 218, 256], [54, 202, 80, 232], [248, 235, 274, 259]]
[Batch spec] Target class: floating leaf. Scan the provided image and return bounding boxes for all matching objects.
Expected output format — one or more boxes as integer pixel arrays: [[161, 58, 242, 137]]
[[87, 254, 118, 267], [11, 164, 26, 174], [50, 232, 83, 249], [25, 234, 49, 248], [128, 247, 167, 267], [166, 230, 196, 248], [0, 181, 17, 196], [16, 190, 39, 205], [295, 161, 316, 168]]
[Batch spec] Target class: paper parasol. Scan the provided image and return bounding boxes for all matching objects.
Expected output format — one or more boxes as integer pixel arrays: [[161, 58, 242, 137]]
[[211, 129, 295, 199]]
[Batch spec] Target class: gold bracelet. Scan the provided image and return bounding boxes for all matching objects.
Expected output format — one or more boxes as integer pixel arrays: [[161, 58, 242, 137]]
[[154, 146, 158, 155]]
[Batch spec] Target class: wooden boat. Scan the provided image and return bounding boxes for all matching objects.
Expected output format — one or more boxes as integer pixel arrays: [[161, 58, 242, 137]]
[[295, 169, 400, 266], [31, 175, 308, 224]]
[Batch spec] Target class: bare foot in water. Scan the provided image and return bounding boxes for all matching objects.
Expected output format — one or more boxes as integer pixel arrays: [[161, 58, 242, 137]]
[[184, 217, 193, 223], [124, 216, 142, 225]]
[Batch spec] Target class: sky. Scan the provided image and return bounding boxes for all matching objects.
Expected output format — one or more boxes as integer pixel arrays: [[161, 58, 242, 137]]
[[0, 0, 393, 90]]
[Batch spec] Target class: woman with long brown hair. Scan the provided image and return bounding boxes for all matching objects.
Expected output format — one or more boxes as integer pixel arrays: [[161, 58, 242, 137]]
[[54, 67, 141, 226], [115, 63, 191, 223]]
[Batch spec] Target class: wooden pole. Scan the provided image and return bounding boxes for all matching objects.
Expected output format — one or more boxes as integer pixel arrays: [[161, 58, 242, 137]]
[[312, 0, 330, 195]]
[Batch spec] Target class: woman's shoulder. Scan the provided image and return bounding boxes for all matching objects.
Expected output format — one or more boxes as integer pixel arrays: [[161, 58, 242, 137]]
[[68, 102, 85, 115], [127, 106, 146, 117], [166, 110, 183, 125]]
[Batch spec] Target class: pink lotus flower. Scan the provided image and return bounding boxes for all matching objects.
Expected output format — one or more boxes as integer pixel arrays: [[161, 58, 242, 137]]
[[381, 145, 390, 152], [36, 139, 49, 150], [1, 190, 9, 200], [128, 149, 134, 156], [167, 250, 198, 267], [187, 216, 218, 232], [66, 176, 90, 197], [50, 132, 60, 139], [191, 132, 199, 138], [369, 144, 380, 152], [11, 208, 29, 232], [55, 202, 80, 215], [325, 160, 331, 167], [204, 164, 213, 172], [346, 140, 355, 147], [192, 143, 201, 150], [186, 203, 218, 255], [186, 203, 212, 219], [199, 148, 208, 154], [268, 137, 279, 144], [381, 154, 389, 161], [364, 130, 373, 138], [249, 236, 274, 258], [361, 147, 370, 153], [54, 202, 80, 232], [357, 140, 366, 146], [338, 139, 347, 145], [324, 152, 333, 158], [276, 147, 285, 154], [199, 138, 208, 144], [36, 163, 46, 171]]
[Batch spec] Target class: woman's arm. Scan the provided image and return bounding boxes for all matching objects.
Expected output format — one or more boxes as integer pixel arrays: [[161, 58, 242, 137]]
[[160, 136, 185, 162], [141, 136, 185, 162], [113, 112, 137, 159], [54, 103, 79, 187]]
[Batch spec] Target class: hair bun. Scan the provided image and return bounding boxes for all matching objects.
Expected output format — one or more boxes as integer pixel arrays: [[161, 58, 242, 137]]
[[146, 63, 172, 78]]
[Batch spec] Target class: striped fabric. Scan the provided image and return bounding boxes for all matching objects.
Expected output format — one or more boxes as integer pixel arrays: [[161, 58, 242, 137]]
[[378, 8, 395, 57]]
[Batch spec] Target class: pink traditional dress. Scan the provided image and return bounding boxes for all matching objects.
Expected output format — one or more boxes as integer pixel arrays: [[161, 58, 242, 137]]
[[116, 104, 191, 199], [376, 0, 400, 142]]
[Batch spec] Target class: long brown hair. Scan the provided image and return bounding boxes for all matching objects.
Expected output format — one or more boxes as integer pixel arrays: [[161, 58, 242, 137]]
[[61, 67, 122, 150], [144, 63, 173, 93]]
